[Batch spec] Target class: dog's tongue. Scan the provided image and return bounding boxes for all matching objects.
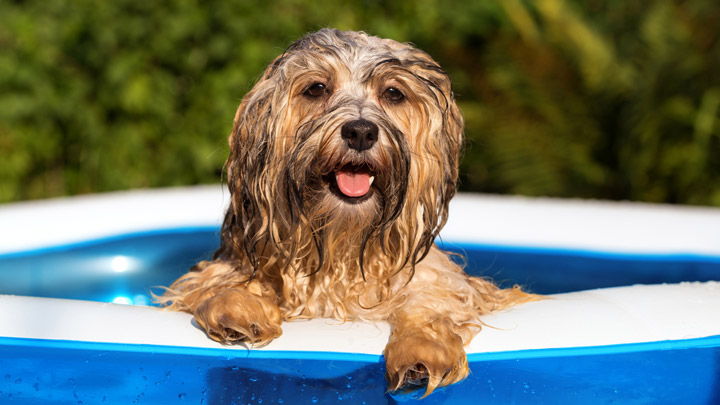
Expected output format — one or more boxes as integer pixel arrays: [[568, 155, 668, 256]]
[[335, 168, 372, 197]]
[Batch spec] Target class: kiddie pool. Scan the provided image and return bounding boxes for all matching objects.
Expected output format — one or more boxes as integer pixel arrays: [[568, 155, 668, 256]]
[[0, 186, 719, 404]]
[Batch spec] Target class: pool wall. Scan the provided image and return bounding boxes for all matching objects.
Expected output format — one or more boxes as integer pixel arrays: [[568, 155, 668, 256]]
[[1, 186, 719, 403]]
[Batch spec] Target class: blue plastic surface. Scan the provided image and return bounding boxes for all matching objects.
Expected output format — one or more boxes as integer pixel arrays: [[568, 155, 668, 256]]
[[1, 335, 718, 403]]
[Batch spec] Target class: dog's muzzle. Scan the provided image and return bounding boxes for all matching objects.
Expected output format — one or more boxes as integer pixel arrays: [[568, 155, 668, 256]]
[[334, 119, 379, 198]]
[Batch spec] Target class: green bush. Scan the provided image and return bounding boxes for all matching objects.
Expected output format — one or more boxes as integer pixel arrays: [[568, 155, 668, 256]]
[[1, 0, 718, 205]]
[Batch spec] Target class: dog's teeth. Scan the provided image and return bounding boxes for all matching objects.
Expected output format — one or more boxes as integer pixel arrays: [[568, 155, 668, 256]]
[[369, 176, 375, 186]]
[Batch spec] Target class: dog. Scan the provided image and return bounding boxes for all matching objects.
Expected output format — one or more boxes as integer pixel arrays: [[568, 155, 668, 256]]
[[160, 29, 531, 397]]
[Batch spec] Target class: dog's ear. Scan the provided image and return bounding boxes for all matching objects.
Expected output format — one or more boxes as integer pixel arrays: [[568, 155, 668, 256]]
[[402, 53, 465, 267], [215, 55, 290, 271]]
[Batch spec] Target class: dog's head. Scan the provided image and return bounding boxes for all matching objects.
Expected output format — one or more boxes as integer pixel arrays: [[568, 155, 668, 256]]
[[221, 29, 463, 278]]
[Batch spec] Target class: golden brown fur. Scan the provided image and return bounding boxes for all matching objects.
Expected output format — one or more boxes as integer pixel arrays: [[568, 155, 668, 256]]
[[159, 29, 533, 397]]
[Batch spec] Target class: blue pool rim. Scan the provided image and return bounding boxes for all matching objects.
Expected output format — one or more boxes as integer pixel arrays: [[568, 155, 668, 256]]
[[4, 225, 720, 265], [0, 226, 221, 260], [2, 333, 719, 363]]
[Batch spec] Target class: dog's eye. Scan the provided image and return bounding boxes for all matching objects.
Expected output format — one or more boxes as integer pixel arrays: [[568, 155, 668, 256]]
[[382, 87, 405, 103], [305, 83, 328, 98]]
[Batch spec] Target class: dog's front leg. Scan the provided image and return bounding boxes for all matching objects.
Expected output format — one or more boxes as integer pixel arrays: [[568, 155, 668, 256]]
[[193, 279, 283, 346], [383, 308, 470, 398], [163, 261, 283, 346], [381, 248, 500, 397]]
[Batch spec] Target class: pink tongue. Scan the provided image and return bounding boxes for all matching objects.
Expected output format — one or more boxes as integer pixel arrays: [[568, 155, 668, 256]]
[[335, 169, 371, 197]]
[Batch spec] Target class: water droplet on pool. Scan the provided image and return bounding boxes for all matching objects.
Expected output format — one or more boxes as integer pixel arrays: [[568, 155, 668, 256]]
[[311, 397, 319, 403]]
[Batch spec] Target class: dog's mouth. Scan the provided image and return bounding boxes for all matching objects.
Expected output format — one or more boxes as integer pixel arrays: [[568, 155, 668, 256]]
[[327, 163, 376, 201]]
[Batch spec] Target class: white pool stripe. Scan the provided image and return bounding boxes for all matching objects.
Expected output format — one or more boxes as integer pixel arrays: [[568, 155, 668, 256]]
[[2, 186, 720, 257], [444, 194, 720, 256], [1, 282, 718, 356], [0, 186, 228, 255]]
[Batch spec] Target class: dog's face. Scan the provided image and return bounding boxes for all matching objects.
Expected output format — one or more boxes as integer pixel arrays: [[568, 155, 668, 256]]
[[223, 29, 463, 276]]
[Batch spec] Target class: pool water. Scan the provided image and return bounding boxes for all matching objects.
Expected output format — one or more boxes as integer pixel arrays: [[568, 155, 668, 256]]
[[2, 335, 717, 404], [1, 227, 718, 305]]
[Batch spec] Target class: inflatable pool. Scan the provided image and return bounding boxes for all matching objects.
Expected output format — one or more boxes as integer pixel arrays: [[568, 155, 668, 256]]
[[1, 186, 719, 403]]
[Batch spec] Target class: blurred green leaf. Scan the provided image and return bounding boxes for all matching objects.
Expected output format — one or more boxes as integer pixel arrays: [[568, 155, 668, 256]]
[[0, 0, 718, 206]]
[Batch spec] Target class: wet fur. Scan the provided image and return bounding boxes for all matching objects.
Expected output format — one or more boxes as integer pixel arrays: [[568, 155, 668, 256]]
[[159, 29, 533, 397]]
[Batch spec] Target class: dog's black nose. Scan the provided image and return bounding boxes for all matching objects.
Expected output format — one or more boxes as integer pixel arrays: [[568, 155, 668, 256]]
[[341, 119, 378, 152]]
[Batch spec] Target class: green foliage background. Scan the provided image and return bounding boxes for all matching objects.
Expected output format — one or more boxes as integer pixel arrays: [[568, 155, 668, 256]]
[[1, 0, 719, 205]]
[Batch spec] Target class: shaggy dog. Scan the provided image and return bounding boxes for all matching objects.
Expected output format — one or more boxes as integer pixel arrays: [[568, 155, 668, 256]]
[[160, 29, 530, 397]]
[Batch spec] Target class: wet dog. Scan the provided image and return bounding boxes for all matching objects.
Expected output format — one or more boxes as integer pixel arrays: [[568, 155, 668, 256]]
[[160, 29, 530, 397]]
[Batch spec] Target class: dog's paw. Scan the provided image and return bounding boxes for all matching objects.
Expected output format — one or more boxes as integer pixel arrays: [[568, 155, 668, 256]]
[[193, 288, 282, 346], [384, 331, 469, 398]]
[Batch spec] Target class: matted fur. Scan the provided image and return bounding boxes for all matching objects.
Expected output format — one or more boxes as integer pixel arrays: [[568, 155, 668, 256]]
[[159, 29, 533, 397]]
